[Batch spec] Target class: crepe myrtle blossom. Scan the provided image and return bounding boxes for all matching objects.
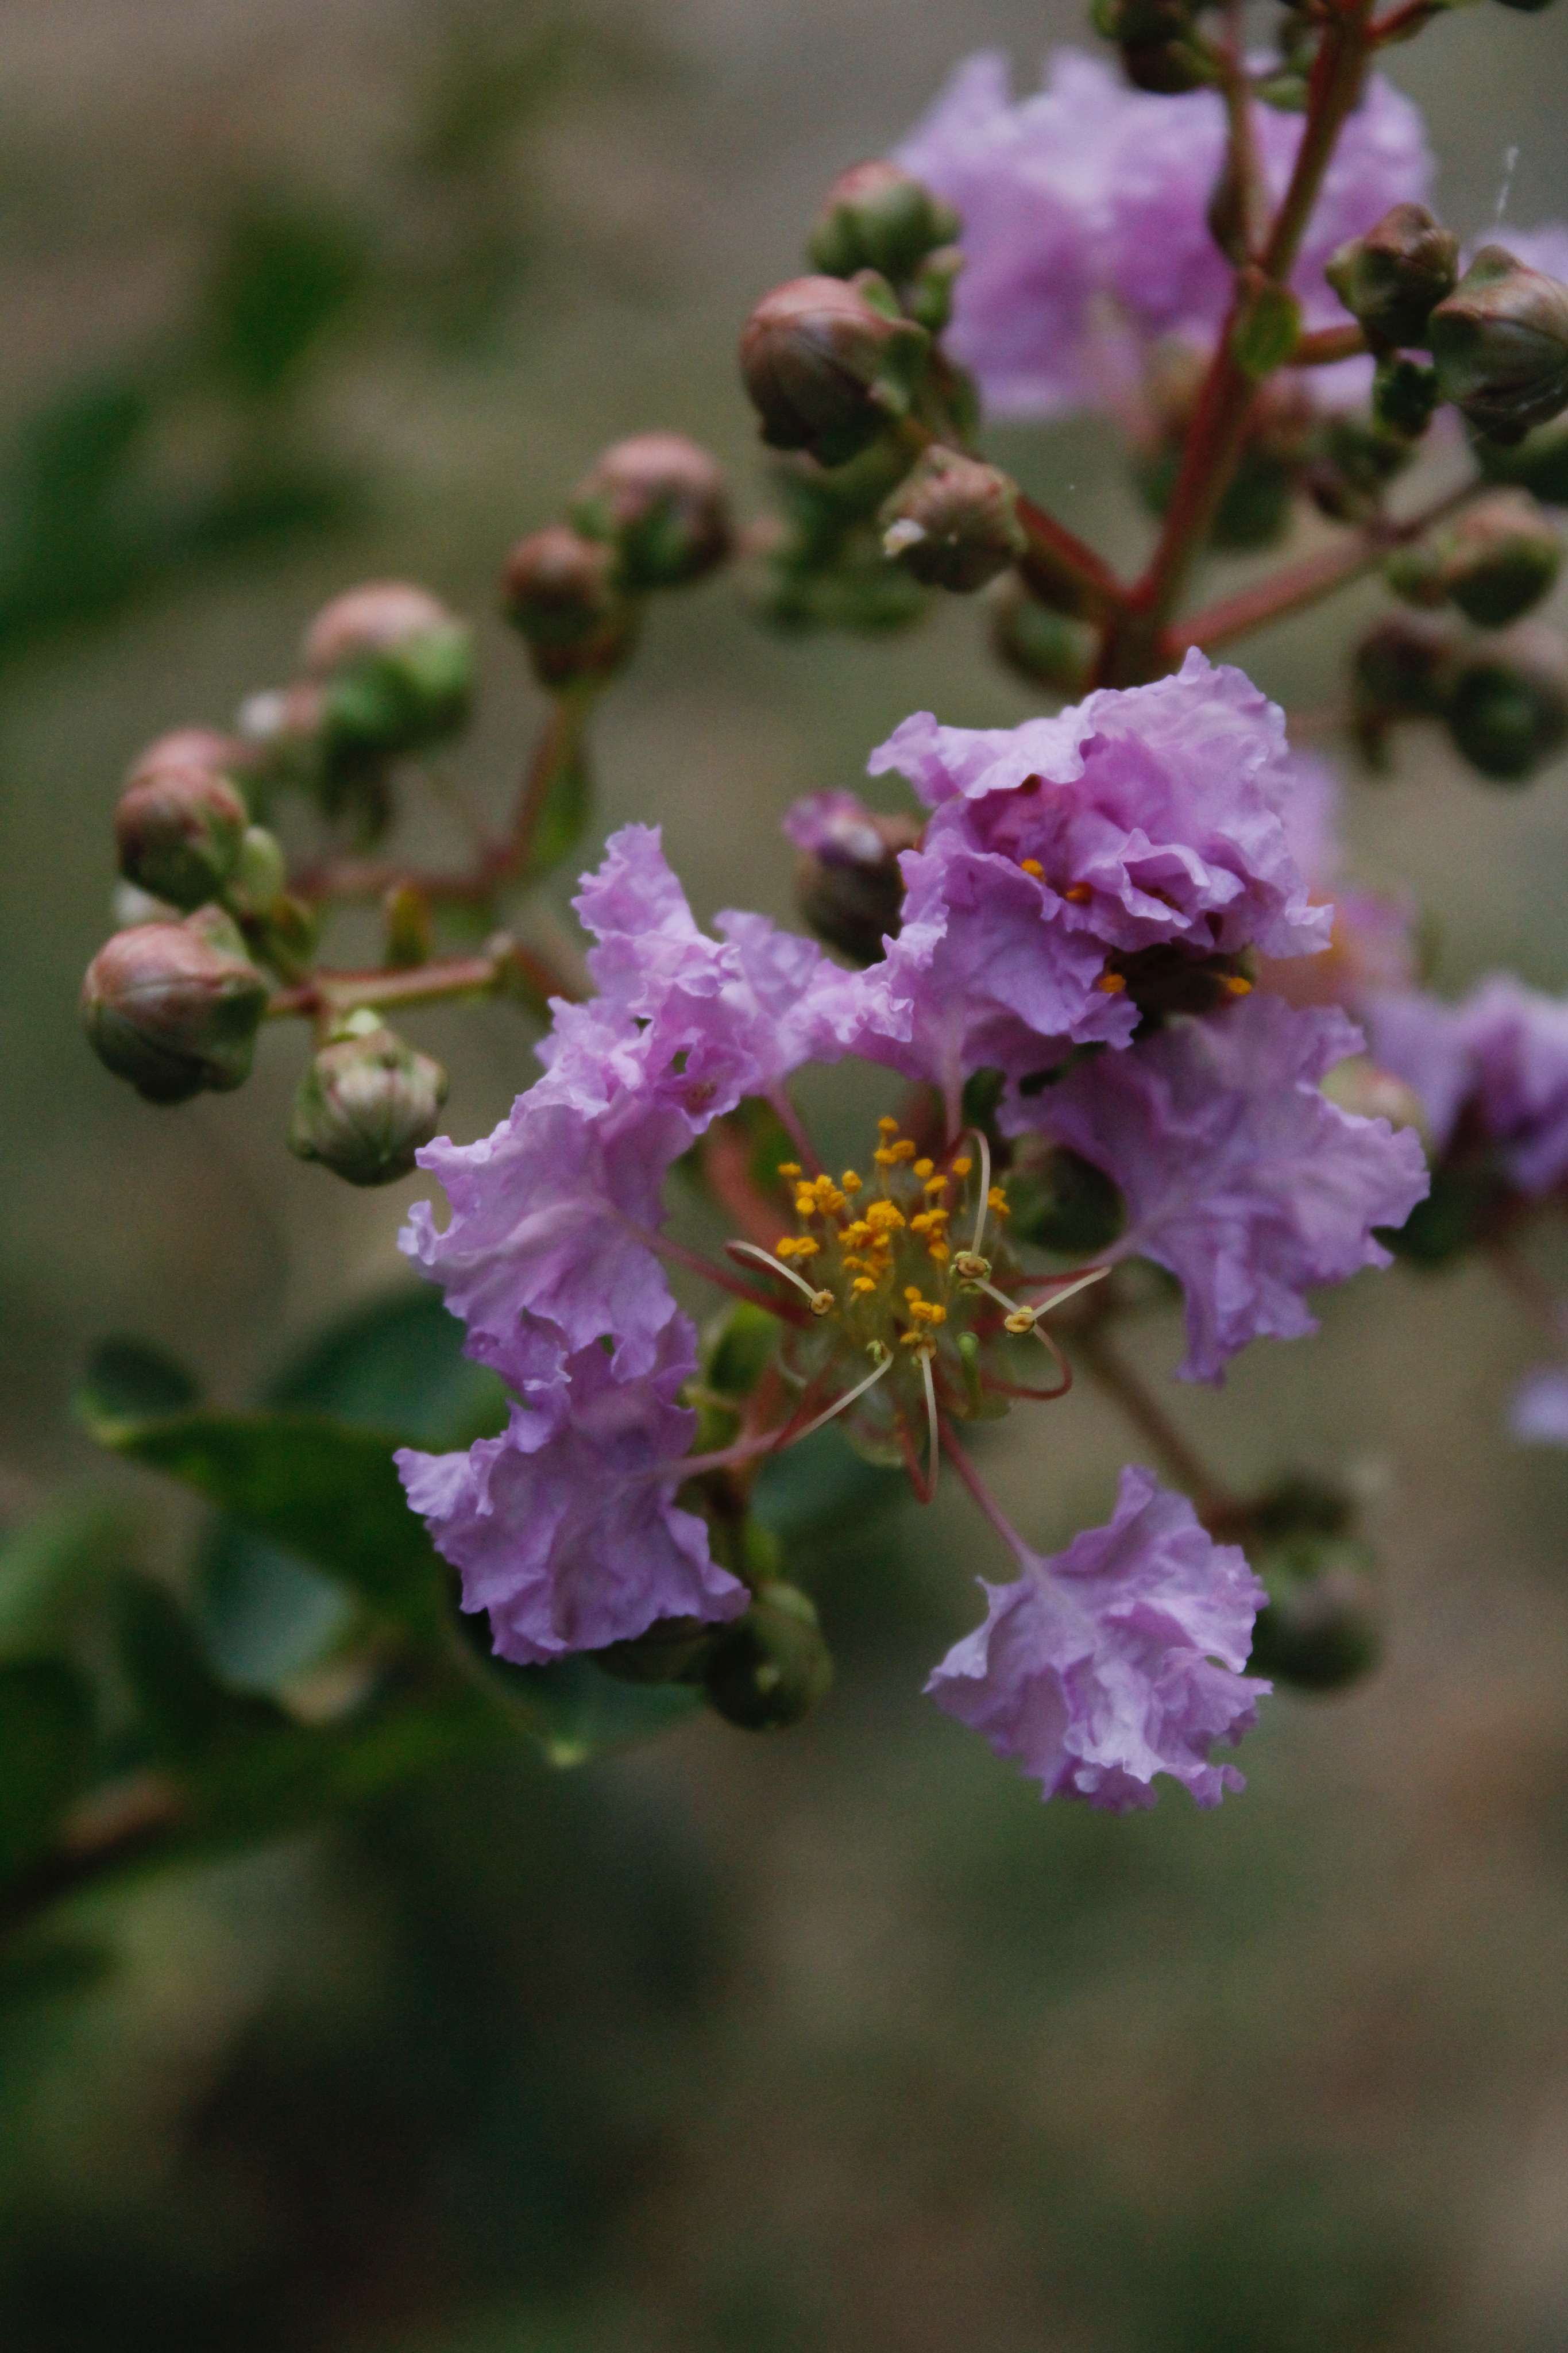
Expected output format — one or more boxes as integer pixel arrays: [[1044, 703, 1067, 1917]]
[[929, 1464, 1270, 1809], [896, 49, 1431, 419], [1367, 976, 1568, 1198], [396, 657, 1422, 1801], [1510, 1364, 1568, 1446], [1259, 750, 1418, 1017], [839, 650, 1331, 1118]]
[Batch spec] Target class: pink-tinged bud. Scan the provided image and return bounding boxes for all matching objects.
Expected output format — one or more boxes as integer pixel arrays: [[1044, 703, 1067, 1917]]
[[82, 915, 268, 1104], [125, 728, 252, 791], [570, 432, 734, 592], [703, 1583, 833, 1730], [1430, 246, 1568, 444], [880, 444, 1025, 592], [288, 1017, 448, 1187], [787, 793, 921, 965], [1446, 623, 1568, 784], [1324, 204, 1459, 352], [114, 747, 250, 911], [1387, 489, 1562, 628], [739, 273, 929, 467], [1321, 1055, 1428, 1140], [806, 161, 960, 286], [500, 525, 638, 687], [302, 580, 473, 756]]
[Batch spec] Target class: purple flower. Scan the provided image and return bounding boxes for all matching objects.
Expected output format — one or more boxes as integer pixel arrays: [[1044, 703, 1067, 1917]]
[[396, 1316, 747, 1667], [1511, 1364, 1568, 1445], [1261, 751, 1417, 1015], [1367, 977, 1568, 1195], [928, 1465, 1269, 1810], [404, 825, 856, 1384], [1014, 993, 1430, 1382], [844, 652, 1330, 1109], [897, 49, 1431, 421]]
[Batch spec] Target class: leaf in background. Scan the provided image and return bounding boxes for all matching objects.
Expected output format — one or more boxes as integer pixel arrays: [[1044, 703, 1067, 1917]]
[[521, 735, 592, 881], [0, 1499, 134, 1665], [0, 1661, 95, 1878], [198, 199, 369, 403], [752, 1426, 906, 1545], [79, 1337, 201, 1424], [113, 1575, 285, 1767], [199, 1286, 505, 1689], [485, 1654, 704, 1769]]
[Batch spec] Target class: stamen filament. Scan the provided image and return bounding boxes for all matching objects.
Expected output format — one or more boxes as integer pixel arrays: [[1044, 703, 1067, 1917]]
[[920, 1347, 940, 1501], [784, 1343, 895, 1445], [967, 1128, 994, 1258], [726, 1240, 834, 1315]]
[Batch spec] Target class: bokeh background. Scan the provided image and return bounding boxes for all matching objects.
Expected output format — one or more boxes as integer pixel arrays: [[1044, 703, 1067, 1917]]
[[4, 2, 1568, 2346]]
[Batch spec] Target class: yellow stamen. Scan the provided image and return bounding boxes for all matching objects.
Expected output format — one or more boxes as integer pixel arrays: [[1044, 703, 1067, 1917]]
[[1222, 973, 1253, 997], [1096, 970, 1127, 995], [1019, 857, 1044, 878], [794, 1189, 817, 1218], [1063, 883, 1092, 905], [987, 1186, 1010, 1217], [876, 1116, 899, 1134], [951, 1155, 972, 1178], [852, 1275, 876, 1294], [913, 1156, 934, 1179], [904, 1285, 923, 1303], [864, 1201, 905, 1235], [924, 1174, 949, 1195], [840, 1170, 863, 1193], [777, 1162, 801, 1179], [928, 1241, 951, 1265]]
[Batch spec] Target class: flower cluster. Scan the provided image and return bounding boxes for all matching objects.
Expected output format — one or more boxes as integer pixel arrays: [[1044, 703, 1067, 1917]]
[[398, 656, 1426, 1806]]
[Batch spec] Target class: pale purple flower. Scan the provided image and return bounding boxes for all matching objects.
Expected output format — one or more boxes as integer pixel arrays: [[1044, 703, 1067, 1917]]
[[396, 1316, 746, 1667], [1511, 1364, 1568, 1445], [403, 825, 857, 1384], [1262, 751, 1417, 1015], [845, 651, 1330, 1109], [928, 1465, 1269, 1810], [1367, 977, 1568, 1195], [897, 48, 1431, 421], [1013, 993, 1430, 1382]]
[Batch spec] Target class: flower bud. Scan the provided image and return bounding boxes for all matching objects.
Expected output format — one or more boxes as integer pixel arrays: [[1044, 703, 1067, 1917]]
[[1478, 415, 1568, 507], [1372, 356, 1440, 441], [806, 161, 961, 286], [1350, 615, 1454, 763], [1430, 245, 1568, 444], [114, 746, 249, 911], [1006, 1145, 1127, 1257], [1324, 204, 1458, 351], [739, 273, 929, 468], [570, 431, 734, 593], [785, 790, 921, 965], [1092, 0, 1211, 92], [1433, 491, 1559, 627], [1248, 1534, 1382, 1692], [287, 1016, 448, 1187], [987, 580, 1093, 694], [594, 1615, 719, 1685], [500, 525, 639, 687], [304, 581, 474, 758], [703, 1583, 833, 1730], [82, 915, 268, 1104], [1446, 623, 1568, 782], [880, 445, 1025, 592], [1320, 1055, 1428, 1139], [223, 825, 289, 919]]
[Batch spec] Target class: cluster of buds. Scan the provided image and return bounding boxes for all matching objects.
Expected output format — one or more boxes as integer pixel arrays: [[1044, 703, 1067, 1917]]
[[1385, 489, 1562, 628], [1354, 607, 1568, 784], [1138, 345, 1316, 551], [504, 432, 734, 688]]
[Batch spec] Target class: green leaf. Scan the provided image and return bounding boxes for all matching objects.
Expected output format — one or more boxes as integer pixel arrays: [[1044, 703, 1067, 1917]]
[[114, 1575, 285, 1765], [198, 199, 369, 401], [0, 1499, 133, 1664], [198, 1286, 505, 1689], [486, 1654, 704, 1769], [0, 1661, 95, 1878], [79, 1336, 200, 1423], [1230, 283, 1303, 380], [752, 1425, 906, 1544], [82, 1401, 447, 1640]]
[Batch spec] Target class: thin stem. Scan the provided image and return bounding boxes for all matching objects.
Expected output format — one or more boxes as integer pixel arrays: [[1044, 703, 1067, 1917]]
[[644, 1232, 810, 1324], [1072, 1319, 1237, 1527], [940, 1421, 1034, 1571], [493, 689, 590, 887], [265, 938, 569, 1025], [1293, 323, 1369, 367], [1174, 475, 1483, 655], [0, 1775, 186, 1945], [1014, 495, 1127, 626]]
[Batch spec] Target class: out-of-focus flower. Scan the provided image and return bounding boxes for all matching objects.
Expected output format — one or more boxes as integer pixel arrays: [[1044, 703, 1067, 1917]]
[[1510, 1364, 1568, 1444], [1261, 751, 1418, 1014], [1012, 994, 1430, 1382], [928, 1465, 1270, 1810], [1368, 976, 1568, 1195]]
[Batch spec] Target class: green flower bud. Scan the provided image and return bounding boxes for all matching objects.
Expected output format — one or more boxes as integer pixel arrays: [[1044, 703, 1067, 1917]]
[[223, 824, 288, 918], [704, 1583, 833, 1731], [739, 273, 930, 468], [1430, 245, 1568, 444], [304, 581, 474, 759], [1383, 1160, 1510, 1266], [1389, 489, 1561, 628], [82, 914, 267, 1104], [1324, 204, 1458, 351], [1446, 623, 1568, 781], [1248, 1535, 1382, 1692], [287, 1015, 448, 1187], [807, 160, 961, 286], [988, 579, 1092, 694], [1350, 615, 1455, 763], [1372, 355, 1441, 441], [500, 525, 639, 687], [594, 1615, 719, 1685], [1478, 414, 1568, 506], [570, 432, 734, 593], [113, 742, 249, 911], [880, 444, 1026, 592], [793, 803, 921, 966], [1006, 1144, 1127, 1257]]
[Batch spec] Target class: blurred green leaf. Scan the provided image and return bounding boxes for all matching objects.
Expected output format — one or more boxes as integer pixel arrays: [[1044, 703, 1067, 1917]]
[[114, 1575, 285, 1766], [522, 738, 592, 880], [82, 1400, 447, 1640], [199, 1286, 505, 1689], [0, 1661, 95, 1878], [0, 1499, 133, 1664], [79, 1337, 201, 1424], [198, 200, 369, 402], [752, 1425, 905, 1544], [487, 1654, 703, 1769]]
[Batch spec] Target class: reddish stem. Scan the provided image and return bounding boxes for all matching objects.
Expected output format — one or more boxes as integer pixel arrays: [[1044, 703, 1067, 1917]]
[[1293, 323, 1369, 366]]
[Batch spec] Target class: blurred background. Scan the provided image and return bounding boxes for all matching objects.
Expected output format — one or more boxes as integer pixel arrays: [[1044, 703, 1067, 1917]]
[[4, 1, 1568, 2346]]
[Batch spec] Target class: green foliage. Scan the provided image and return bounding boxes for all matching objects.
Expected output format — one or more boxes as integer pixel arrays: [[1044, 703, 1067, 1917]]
[[198, 200, 368, 403], [0, 1662, 94, 1876]]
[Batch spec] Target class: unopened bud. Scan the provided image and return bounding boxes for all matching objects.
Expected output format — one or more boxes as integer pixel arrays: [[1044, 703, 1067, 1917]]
[[806, 161, 961, 286], [1350, 615, 1454, 763], [988, 578, 1092, 694], [1389, 489, 1562, 628], [304, 581, 474, 757], [500, 525, 638, 687], [114, 746, 249, 911], [1320, 1054, 1428, 1139], [595, 1615, 719, 1685], [570, 431, 734, 593], [739, 273, 929, 468], [224, 825, 289, 918], [784, 790, 920, 965], [703, 1583, 833, 1730], [1478, 414, 1568, 507], [287, 1015, 448, 1186], [1372, 356, 1441, 441], [1006, 1145, 1127, 1257], [1092, 0, 1211, 90], [1446, 623, 1568, 782], [1325, 203, 1458, 350], [82, 915, 267, 1103], [1248, 1534, 1382, 1691], [1430, 245, 1568, 444], [880, 445, 1025, 591]]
